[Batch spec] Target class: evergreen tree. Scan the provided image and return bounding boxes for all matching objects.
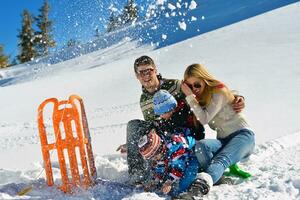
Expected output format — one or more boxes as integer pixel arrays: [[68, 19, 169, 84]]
[[106, 12, 118, 33], [17, 10, 37, 63], [122, 0, 138, 24], [35, 0, 55, 57], [0, 44, 9, 68]]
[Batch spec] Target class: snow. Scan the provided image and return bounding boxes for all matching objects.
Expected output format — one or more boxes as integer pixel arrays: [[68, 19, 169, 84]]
[[178, 21, 187, 30], [156, 0, 166, 6], [0, 2, 300, 200], [189, 1, 197, 10], [168, 3, 176, 11]]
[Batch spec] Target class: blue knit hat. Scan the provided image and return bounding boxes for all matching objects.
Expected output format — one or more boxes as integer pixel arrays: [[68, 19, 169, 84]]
[[153, 90, 177, 115]]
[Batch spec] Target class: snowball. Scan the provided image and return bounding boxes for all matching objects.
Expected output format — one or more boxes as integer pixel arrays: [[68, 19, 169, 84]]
[[162, 34, 167, 40], [156, 0, 165, 5], [178, 21, 187, 31], [191, 16, 197, 21], [168, 3, 176, 10], [189, 0, 197, 10], [151, 25, 158, 30]]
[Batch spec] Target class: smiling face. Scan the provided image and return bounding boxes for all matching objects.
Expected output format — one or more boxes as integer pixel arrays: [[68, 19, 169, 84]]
[[136, 64, 160, 93], [184, 76, 206, 98]]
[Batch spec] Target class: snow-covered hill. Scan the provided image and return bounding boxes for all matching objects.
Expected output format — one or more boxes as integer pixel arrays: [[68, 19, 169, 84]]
[[0, 131, 299, 200], [0, 2, 300, 200]]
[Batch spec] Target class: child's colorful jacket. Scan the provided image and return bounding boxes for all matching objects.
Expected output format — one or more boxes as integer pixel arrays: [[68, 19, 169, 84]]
[[151, 127, 199, 196]]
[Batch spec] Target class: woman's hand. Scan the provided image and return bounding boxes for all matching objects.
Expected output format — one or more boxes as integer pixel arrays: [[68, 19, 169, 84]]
[[162, 181, 172, 194], [181, 81, 193, 96], [232, 96, 245, 113], [116, 144, 127, 154]]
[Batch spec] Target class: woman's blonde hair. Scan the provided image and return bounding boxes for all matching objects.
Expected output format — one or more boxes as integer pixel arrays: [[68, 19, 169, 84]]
[[184, 63, 234, 107]]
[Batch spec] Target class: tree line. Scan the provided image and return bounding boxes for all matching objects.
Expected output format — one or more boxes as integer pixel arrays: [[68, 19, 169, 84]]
[[0, 0, 138, 69]]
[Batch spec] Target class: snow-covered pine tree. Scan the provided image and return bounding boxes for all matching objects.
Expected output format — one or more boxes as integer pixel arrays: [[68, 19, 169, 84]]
[[106, 12, 119, 33], [17, 10, 37, 63], [122, 0, 138, 24], [35, 0, 56, 57]]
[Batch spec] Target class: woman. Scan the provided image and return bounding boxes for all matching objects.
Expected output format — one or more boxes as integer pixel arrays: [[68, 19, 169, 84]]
[[181, 63, 255, 195]]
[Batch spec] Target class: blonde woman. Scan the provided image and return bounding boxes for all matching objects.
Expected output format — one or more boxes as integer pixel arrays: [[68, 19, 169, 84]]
[[181, 63, 255, 195]]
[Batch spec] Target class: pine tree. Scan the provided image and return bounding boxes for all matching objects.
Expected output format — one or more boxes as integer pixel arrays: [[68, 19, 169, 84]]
[[122, 0, 138, 24], [106, 12, 118, 32], [17, 10, 37, 63], [35, 0, 55, 57], [0, 44, 9, 68]]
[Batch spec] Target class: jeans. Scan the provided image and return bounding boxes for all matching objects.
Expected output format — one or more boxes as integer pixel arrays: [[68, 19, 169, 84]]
[[195, 129, 255, 184], [126, 119, 153, 181]]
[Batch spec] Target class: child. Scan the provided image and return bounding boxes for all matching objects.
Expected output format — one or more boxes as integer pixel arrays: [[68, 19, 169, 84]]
[[152, 90, 205, 141], [138, 128, 203, 197], [137, 90, 213, 197]]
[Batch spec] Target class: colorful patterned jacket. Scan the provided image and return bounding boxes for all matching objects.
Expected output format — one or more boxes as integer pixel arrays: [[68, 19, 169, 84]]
[[150, 127, 199, 195]]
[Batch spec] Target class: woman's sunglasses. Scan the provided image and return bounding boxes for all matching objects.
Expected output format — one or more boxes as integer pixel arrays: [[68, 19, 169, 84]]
[[186, 82, 202, 90], [137, 68, 155, 77]]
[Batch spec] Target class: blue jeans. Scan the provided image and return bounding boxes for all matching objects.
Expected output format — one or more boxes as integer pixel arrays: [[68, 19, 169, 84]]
[[195, 129, 255, 184]]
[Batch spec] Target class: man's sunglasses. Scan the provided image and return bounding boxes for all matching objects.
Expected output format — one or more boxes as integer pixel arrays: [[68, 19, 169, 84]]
[[186, 82, 202, 90], [137, 68, 155, 76]]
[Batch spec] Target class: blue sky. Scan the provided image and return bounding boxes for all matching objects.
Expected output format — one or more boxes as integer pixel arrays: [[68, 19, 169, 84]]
[[0, 0, 149, 61], [1, 0, 296, 63], [0, 1, 44, 59]]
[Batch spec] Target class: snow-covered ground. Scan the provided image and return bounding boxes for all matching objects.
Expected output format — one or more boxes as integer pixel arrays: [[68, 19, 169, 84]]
[[0, 2, 300, 200]]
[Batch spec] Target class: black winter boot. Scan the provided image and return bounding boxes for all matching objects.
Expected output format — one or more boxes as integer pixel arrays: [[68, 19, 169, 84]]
[[188, 172, 213, 196]]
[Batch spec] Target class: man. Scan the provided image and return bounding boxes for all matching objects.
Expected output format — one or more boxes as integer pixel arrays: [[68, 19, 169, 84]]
[[117, 55, 245, 183]]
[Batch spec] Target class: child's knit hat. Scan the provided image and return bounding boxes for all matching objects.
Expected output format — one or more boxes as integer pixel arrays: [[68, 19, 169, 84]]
[[138, 129, 162, 159], [153, 90, 177, 115]]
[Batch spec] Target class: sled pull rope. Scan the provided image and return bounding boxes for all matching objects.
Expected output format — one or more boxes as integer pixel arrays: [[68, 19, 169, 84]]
[[18, 101, 69, 196]]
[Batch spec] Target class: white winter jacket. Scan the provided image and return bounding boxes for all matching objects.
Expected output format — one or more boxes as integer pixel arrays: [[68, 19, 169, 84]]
[[185, 92, 250, 139]]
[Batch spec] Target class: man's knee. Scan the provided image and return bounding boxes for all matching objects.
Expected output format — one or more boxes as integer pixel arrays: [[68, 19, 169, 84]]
[[127, 119, 143, 141], [127, 119, 151, 141], [127, 119, 142, 132]]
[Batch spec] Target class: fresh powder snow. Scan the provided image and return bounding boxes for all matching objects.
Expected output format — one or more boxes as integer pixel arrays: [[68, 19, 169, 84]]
[[0, 2, 300, 200]]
